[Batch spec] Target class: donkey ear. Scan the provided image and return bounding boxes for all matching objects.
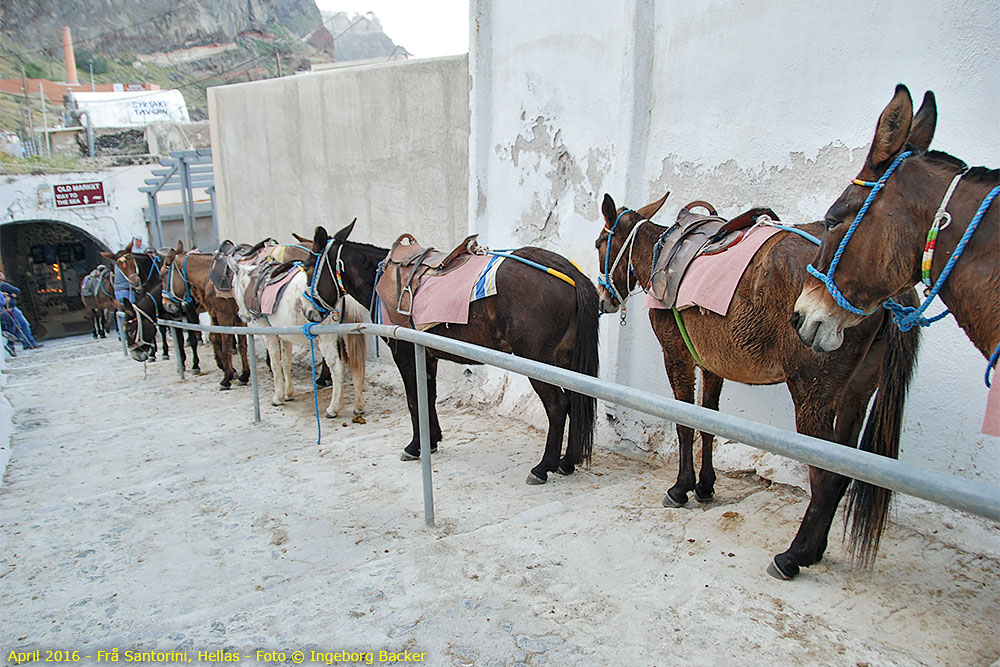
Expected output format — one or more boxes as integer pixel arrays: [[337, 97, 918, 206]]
[[164, 248, 176, 264], [333, 218, 357, 243], [906, 90, 937, 152], [175, 240, 184, 253], [312, 225, 329, 253], [601, 194, 617, 224], [112, 298, 124, 310], [124, 239, 135, 253], [867, 84, 913, 169], [100, 251, 114, 261], [637, 192, 670, 220], [291, 232, 311, 244]]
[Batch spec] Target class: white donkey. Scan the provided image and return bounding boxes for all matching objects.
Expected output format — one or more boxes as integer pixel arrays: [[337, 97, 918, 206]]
[[232, 254, 367, 418]]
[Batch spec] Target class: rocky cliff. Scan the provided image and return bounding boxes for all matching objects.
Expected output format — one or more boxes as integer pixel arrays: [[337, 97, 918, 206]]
[[0, 0, 329, 57]]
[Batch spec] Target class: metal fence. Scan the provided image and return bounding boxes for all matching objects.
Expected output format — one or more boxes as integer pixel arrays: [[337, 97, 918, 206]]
[[149, 318, 1000, 528]]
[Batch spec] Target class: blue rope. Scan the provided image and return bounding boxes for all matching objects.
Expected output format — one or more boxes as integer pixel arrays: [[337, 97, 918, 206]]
[[598, 209, 631, 297], [987, 342, 1000, 388], [302, 322, 322, 445], [884, 184, 1000, 333], [771, 224, 821, 246], [806, 151, 913, 316]]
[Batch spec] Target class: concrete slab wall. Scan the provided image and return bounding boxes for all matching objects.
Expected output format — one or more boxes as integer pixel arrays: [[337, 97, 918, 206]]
[[209, 55, 469, 249], [470, 0, 1000, 485]]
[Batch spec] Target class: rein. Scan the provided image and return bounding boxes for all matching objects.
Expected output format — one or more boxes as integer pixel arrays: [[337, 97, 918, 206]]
[[599, 208, 648, 325], [163, 255, 193, 307], [302, 240, 344, 319]]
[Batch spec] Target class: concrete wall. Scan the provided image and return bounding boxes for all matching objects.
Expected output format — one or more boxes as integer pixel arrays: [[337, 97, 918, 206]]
[[0, 167, 151, 250], [209, 55, 469, 249], [470, 0, 1000, 488]]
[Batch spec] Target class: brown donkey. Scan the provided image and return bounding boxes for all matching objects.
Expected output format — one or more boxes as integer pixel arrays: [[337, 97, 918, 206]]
[[794, 85, 998, 369], [161, 243, 251, 389], [595, 193, 920, 579]]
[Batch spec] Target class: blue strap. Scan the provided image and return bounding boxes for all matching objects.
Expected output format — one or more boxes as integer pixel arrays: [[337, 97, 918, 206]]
[[770, 224, 821, 246], [302, 322, 322, 445], [806, 151, 913, 316], [987, 342, 1000, 388], [884, 184, 1000, 332]]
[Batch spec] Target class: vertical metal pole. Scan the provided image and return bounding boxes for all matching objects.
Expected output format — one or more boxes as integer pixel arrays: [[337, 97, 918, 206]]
[[178, 157, 196, 250], [39, 83, 49, 156], [171, 326, 184, 380], [414, 343, 435, 527], [146, 192, 163, 247], [247, 333, 261, 424], [117, 312, 128, 358]]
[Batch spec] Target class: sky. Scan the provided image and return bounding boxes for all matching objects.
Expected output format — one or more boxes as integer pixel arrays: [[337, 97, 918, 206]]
[[314, 1, 470, 59]]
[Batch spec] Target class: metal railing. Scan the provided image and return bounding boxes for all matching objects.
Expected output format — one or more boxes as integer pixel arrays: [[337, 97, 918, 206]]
[[148, 318, 1000, 528]]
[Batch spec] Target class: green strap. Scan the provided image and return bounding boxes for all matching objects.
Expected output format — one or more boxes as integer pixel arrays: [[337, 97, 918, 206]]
[[672, 307, 703, 367]]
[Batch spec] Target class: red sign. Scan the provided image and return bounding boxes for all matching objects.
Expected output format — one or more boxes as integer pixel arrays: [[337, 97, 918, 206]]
[[53, 182, 107, 208]]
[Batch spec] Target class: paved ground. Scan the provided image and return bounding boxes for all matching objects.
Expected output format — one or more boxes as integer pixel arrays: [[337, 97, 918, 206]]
[[1, 335, 998, 666]]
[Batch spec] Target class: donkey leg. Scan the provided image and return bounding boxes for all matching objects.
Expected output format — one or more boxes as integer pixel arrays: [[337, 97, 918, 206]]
[[695, 370, 725, 502], [236, 333, 251, 385], [317, 335, 344, 418], [159, 325, 169, 360], [392, 345, 442, 460], [187, 330, 201, 375], [663, 360, 698, 507], [769, 399, 838, 580], [280, 338, 295, 401], [526, 379, 569, 485], [348, 334, 367, 416], [263, 336, 284, 405]]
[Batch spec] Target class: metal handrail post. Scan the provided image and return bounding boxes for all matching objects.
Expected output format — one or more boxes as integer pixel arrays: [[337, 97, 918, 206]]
[[415, 343, 435, 527], [171, 327, 184, 380], [247, 333, 261, 424], [117, 312, 128, 358]]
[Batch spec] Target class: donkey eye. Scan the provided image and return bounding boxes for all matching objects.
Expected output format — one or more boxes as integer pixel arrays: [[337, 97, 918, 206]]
[[824, 217, 842, 230]]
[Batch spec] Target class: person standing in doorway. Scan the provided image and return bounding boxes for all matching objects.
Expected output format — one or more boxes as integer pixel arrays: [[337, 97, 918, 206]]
[[0, 272, 41, 349]]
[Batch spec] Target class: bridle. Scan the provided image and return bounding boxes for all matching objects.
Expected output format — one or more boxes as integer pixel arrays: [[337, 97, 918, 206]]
[[125, 292, 159, 353], [598, 208, 649, 324], [807, 149, 1000, 385], [301, 239, 345, 320], [163, 254, 193, 308]]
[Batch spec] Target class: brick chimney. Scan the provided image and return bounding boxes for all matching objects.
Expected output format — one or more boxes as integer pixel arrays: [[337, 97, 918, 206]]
[[62, 26, 79, 85]]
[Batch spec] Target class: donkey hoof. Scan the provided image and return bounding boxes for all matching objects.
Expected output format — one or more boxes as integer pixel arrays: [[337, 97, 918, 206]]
[[400, 451, 420, 462], [324, 411, 338, 419], [555, 461, 574, 476], [767, 557, 799, 581], [525, 473, 547, 485], [662, 491, 688, 508], [191, 368, 201, 376], [695, 489, 715, 503]]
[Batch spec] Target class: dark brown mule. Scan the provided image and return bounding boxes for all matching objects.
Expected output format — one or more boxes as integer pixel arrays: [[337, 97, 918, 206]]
[[161, 242, 251, 389], [106, 246, 203, 372], [80, 266, 115, 338], [595, 193, 920, 579], [794, 85, 999, 372], [307, 222, 599, 484]]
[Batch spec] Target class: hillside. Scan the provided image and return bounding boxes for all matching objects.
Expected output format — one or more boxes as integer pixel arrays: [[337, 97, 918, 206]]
[[0, 1, 406, 145]]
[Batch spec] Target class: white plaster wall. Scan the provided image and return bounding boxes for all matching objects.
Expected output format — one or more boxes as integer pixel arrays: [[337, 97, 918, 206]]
[[209, 56, 469, 250], [0, 166, 152, 249], [470, 0, 1000, 487]]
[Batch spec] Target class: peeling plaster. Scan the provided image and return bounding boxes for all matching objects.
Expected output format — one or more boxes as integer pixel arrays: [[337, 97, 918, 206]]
[[498, 115, 606, 246], [648, 142, 868, 223]]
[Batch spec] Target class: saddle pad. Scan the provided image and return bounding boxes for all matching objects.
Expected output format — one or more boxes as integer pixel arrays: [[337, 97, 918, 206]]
[[645, 225, 780, 316], [983, 382, 1000, 436], [81, 273, 101, 298], [258, 266, 301, 316], [378, 253, 504, 330]]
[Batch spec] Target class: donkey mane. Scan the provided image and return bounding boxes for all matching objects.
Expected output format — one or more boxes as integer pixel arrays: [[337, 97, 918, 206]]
[[919, 149, 1000, 184]]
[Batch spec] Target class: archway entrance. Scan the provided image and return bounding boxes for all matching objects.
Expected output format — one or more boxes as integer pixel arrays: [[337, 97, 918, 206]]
[[0, 220, 112, 340]]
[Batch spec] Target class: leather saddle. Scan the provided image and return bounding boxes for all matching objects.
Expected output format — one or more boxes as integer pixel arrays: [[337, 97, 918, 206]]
[[209, 238, 274, 292], [649, 201, 779, 308], [81, 266, 109, 298], [375, 233, 482, 326], [242, 261, 301, 317]]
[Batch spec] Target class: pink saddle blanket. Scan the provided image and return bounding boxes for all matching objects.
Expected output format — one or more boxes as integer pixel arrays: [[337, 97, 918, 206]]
[[378, 253, 503, 330], [259, 267, 301, 316], [645, 225, 781, 315], [983, 382, 1000, 436]]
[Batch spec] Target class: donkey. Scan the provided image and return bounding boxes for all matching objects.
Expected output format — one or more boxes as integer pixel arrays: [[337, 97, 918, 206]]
[[595, 193, 920, 579]]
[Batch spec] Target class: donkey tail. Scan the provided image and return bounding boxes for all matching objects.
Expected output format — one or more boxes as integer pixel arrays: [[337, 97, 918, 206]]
[[565, 275, 600, 467], [845, 293, 921, 568]]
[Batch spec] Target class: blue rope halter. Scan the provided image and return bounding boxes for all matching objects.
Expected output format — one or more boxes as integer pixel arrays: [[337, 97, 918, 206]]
[[163, 255, 193, 306], [806, 150, 913, 317], [808, 150, 1000, 386], [597, 208, 631, 303]]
